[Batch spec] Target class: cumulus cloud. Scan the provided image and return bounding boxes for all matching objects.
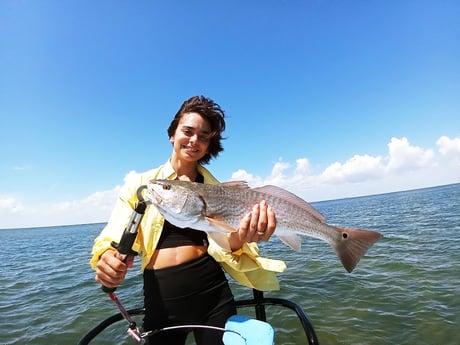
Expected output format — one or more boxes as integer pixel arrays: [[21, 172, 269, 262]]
[[0, 185, 120, 229], [54, 187, 120, 213], [1, 136, 459, 229], [386, 137, 435, 172], [321, 154, 384, 184], [310, 137, 437, 185], [265, 161, 292, 185], [230, 135, 459, 201], [123, 170, 140, 183], [233, 158, 314, 188], [437, 136, 460, 164], [231, 169, 263, 185], [0, 170, 147, 228], [294, 158, 311, 175]]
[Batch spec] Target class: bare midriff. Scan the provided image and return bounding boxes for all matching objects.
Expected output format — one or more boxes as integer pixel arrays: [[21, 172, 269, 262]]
[[145, 245, 209, 270]]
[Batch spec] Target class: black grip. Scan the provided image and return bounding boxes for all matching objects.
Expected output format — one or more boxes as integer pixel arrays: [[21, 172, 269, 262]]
[[100, 241, 123, 293], [116, 231, 139, 256], [100, 191, 147, 294], [102, 285, 116, 293], [100, 239, 137, 293]]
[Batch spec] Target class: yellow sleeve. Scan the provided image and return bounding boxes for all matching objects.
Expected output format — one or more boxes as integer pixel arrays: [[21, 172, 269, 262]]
[[207, 238, 287, 291], [89, 174, 141, 269]]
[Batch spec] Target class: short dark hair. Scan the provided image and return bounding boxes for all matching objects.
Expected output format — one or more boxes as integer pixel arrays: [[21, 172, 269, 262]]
[[167, 95, 226, 164]]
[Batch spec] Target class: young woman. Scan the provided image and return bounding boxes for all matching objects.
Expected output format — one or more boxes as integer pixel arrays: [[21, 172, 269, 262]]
[[91, 95, 286, 344]]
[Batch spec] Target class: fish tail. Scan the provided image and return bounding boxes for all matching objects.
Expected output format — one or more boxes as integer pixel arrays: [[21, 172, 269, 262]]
[[332, 227, 383, 273]]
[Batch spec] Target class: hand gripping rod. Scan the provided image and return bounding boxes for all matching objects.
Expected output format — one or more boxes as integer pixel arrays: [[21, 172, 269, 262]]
[[100, 185, 150, 343], [101, 184, 149, 293]]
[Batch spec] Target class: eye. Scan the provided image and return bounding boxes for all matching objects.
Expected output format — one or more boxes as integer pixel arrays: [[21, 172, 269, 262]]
[[182, 128, 193, 136], [162, 184, 171, 190], [198, 134, 211, 143]]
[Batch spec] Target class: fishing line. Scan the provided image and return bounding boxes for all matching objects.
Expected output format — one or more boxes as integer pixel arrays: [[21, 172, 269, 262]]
[[144, 325, 246, 344]]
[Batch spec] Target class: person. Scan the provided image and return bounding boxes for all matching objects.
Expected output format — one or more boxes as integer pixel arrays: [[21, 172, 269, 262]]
[[90, 95, 286, 345]]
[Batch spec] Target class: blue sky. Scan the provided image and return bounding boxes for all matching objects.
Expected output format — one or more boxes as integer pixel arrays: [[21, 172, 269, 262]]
[[1, 0, 459, 229]]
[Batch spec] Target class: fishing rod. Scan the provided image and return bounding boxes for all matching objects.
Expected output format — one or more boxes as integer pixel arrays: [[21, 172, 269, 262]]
[[101, 184, 150, 343]]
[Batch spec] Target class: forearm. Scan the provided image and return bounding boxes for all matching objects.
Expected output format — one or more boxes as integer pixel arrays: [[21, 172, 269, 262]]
[[228, 232, 245, 252]]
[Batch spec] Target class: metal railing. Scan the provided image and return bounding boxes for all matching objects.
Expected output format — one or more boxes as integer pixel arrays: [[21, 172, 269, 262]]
[[78, 289, 320, 345]]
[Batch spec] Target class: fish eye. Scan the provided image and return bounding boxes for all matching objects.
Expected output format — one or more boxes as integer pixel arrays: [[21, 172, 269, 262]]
[[162, 184, 171, 190]]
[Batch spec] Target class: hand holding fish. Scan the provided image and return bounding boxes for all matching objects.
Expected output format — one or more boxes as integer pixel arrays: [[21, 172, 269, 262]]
[[228, 200, 276, 251]]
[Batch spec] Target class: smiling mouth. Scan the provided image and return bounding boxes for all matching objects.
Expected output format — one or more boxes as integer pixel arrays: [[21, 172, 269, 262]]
[[182, 145, 199, 153]]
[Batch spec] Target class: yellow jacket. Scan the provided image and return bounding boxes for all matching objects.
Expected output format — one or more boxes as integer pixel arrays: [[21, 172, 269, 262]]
[[90, 160, 286, 291]]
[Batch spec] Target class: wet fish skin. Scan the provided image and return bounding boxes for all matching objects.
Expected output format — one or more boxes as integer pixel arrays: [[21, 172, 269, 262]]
[[147, 180, 383, 273]]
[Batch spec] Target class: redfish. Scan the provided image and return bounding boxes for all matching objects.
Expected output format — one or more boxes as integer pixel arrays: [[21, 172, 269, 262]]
[[147, 180, 382, 272]]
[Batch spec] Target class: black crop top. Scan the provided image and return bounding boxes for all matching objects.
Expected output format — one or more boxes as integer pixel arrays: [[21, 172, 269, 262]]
[[156, 220, 208, 249], [156, 173, 208, 249]]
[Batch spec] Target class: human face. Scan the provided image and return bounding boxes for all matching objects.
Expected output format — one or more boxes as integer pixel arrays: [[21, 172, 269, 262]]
[[170, 113, 212, 163]]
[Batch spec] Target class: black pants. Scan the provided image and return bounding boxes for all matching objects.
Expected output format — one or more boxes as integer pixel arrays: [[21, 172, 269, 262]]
[[143, 253, 236, 345]]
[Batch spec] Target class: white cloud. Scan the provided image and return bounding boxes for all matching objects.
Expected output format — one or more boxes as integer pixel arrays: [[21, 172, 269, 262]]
[[265, 160, 292, 185], [0, 196, 25, 213], [0, 170, 144, 229], [54, 188, 120, 213], [0, 186, 120, 229], [294, 158, 311, 175], [321, 154, 384, 184], [386, 137, 435, 172], [231, 135, 460, 202], [124, 170, 139, 183], [231, 169, 263, 186], [437, 135, 460, 164], [1, 136, 459, 229], [233, 158, 314, 187]]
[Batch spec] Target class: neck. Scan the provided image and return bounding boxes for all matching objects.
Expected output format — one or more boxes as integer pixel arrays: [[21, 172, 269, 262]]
[[170, 156, 199, 181]]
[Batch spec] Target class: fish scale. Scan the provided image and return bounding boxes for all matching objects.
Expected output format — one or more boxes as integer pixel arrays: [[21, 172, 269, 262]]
[[147, 180, 383, 272], [194, 183, 337, 244]]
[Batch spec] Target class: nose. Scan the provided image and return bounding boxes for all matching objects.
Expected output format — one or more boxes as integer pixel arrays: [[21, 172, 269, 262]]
[[189, 133, 199, 143]]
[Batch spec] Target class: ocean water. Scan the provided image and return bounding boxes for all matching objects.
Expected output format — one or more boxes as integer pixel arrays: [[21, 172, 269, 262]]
[[1, 183, 459, 345]]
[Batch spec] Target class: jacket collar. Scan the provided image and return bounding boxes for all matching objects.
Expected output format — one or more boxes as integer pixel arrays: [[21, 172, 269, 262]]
[[155, 158, 219, 184]]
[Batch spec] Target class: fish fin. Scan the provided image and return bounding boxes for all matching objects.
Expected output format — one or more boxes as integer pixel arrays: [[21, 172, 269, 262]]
[[208, 232, 232, 251], [220, 181, 250, 189], [254, 185, 326, 223], [277, 233, 303, 252], [205, 216, 239, 233], [332, 227, 383, 273]]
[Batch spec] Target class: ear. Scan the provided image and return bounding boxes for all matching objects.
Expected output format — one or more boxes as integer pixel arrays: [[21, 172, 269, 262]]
[[169, 136, 174, 144]]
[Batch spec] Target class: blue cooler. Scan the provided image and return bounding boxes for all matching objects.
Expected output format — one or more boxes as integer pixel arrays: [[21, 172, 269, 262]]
[[223, 315, 275, 345]]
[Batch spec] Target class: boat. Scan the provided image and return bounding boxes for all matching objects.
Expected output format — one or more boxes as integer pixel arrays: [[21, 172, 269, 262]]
[[78, 289, 320, 344]]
